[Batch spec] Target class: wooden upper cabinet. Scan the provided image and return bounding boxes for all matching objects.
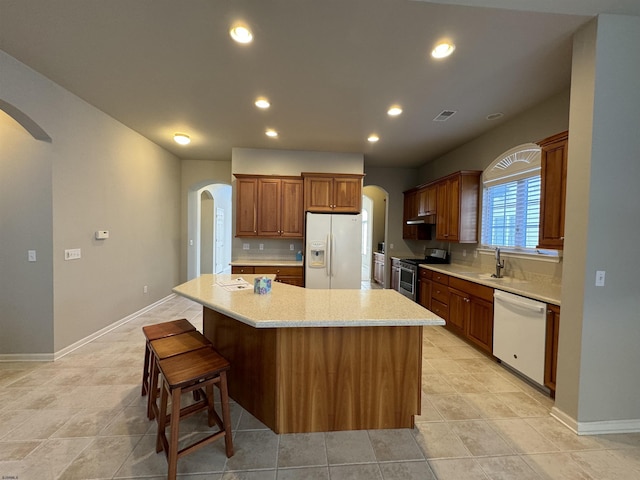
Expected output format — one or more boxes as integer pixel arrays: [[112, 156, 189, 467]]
[[538, 131, 568, 250], [236, 176, 258, 236], [435, 171, 480, 243], [302, 173, 363, 213], [402, 188, 431, 240], [235, 175, 303, 238], [418, 185, 437, 216]]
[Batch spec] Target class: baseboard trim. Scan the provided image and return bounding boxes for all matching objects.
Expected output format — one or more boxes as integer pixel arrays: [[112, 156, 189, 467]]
[[551, 406, 640, 435], [0, 294, 176, 363]]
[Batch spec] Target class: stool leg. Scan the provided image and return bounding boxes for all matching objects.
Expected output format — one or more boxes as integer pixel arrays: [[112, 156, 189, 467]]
[[156, 381, 169, 454], [219, 371, 234, 457], [141, 342, 151, 396], [167, 387, 182, 480], [147, 353, 159, 420]]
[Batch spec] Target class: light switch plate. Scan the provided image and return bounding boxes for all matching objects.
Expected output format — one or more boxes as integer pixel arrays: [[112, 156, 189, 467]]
[[595, 270, 605, 286], [65, 248, 82, 260], [28, 250, 36, 262]]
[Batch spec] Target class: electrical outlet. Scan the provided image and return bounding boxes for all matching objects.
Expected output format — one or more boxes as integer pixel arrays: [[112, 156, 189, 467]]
[[243, 243, 250, 250], [28, 250, 37, 262], [389, 243, 394, 250], [473, 250, 478, 258], [143, 285, 148, 294], [462, 249, 467, 257], [64, 248, 81, 260], [595, 270, 605, 287], [290, 244, 294, 251], [259, 244, 264, 251]]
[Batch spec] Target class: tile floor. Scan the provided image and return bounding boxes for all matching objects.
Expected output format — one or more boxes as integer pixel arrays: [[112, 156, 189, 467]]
[[2, 295, 640, 479]]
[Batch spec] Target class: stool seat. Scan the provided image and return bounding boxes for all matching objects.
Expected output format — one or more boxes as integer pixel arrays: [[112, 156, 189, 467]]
[[141, 319, 195, 396], [147, 330, 212, 420], [155, 347, 234, 480]]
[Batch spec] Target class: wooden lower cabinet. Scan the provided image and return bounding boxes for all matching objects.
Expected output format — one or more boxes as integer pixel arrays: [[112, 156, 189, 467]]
[[204, 308, 422, 433], [545, 304, 560, 395], [232, 266, 304, 287], [418, 267, 431, 309], [429, 272, 494, 354]]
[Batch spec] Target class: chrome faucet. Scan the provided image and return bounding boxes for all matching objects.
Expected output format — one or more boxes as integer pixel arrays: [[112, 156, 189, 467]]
[[492, 247, 505, 278]]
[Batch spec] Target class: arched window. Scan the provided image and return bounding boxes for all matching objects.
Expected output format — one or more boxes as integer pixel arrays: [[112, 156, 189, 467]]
[[481, 144, 541, 250]]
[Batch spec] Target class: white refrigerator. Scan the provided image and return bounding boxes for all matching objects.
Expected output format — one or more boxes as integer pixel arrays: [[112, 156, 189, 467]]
[[305, 212, 362, 289]]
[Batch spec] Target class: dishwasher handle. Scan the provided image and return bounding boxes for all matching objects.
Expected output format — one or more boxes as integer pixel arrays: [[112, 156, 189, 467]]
[[494, 290, 545, 314]]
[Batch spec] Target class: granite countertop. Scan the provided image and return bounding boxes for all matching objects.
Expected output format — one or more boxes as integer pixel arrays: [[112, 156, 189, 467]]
[[419, 264, 561, 306], [173, 274, 445, 329], [230, 259, 303, 267]]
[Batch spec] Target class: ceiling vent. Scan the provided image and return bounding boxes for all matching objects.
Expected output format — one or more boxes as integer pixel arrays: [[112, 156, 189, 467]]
[[433, 110, 457, 122]]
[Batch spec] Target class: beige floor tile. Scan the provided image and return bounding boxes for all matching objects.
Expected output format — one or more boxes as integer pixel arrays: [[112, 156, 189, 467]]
[[428, 357, 469, 374], [498, 392, 550, 418], [276, 466, 328, 479], [487, 418, 559, 454], [449, 420, 515, 456], [428, 394, 483, 421], [475, 455, 543, 480], [52, 406, 124, 438], [278, 432, 327, 468], [379, 460, 436, 479], [522, 452, 596, 480], [0, 409, 33, 439], [224, 429, 279, 471], [445, 374, 491, 393], [368, 428, 424, 462], [221, 471, 274, 480], [524, 417, 603, 451], [412, 421, 471, 459], [4, 409, 75, 441], [325, 429, 376, 465], [570, 449, 640, 480], [57, 434, 144, 480], [440, 345, 485, 359], [471, 373, 522, 393], [414, 393, 444, 422], [25, 437, 93, 478], [422, 374, 457, 394], [98, 404, 154, 436], [428, 457, 489, 479], [329, 463, 383, 480], [0, 440, 41, 460], [463, 393, 520, 419]]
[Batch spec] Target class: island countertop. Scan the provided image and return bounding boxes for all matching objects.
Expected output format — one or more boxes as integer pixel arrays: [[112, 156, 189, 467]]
[[172, 274, 445, 329]]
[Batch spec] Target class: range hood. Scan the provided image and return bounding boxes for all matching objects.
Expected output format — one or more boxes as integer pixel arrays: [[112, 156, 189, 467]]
[[406, 214, 436, 225]]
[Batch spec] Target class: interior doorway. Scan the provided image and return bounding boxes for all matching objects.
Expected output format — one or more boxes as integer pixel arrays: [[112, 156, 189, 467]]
[[187, 183, 232, 280], [361, 195, 373, 282], [362, 185, 388, 287]]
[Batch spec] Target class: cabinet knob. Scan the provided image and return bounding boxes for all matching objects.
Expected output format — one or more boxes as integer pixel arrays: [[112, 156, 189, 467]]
[[560, 236, 565, 240]]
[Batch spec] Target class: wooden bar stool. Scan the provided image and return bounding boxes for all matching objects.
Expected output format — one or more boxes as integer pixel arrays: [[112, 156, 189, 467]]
[[141, 319, 195, 396], [155, 347, 233, 480], [146, 330, 212, 420]]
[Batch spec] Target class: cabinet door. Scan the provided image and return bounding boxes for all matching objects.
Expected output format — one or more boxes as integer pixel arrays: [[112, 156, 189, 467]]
[[446, 176, 460, 242], [304, 176, 334, 212], [467, 297, 493, 354], [538, 132, 568, 250], [435, 181, 449, 241], [403, 190, 417, 239], [545, 304, 560, 393], [333, 177, 361, 213], [257, 178, 282, 236], [447, 288, 468, 337], [419, 278, 431, 309], [391, 263, 400, 291], [231, 266, 255, 274], [280, 178, 304, 237], [236, 177, 258, 236], [426, 185, 437, 215]]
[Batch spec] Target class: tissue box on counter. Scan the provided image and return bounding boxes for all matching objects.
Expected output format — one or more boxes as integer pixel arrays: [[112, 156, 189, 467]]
[[254, 276, 272, 295]]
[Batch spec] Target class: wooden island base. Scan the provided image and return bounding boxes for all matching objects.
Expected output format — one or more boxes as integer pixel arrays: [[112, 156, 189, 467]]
[[204, 307, 423, 433]]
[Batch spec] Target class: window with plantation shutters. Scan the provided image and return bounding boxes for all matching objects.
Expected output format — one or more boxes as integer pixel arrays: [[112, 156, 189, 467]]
[[481, 145, 541, 250]]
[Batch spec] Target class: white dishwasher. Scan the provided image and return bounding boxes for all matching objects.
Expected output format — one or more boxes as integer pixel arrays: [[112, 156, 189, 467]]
[[493, 290, 547, 385]]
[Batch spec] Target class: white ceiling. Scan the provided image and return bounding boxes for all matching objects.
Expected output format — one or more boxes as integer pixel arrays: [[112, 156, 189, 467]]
[[1, 0, 638, 168]]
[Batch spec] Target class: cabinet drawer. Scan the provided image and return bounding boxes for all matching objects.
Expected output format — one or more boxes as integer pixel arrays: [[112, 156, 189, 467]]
[[419, 267, 432, 280], [431, 299, 449, 321], [432, 272, 449, 285], [449, 277, 494, 302], [232, 266, 255, 274], [254, 266, 302, 276], [431, 284, 450, 305]]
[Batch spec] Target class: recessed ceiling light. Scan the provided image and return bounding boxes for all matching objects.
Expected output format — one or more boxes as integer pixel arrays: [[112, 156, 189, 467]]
[[431, 42, 456, 59], [255, 98, 270, 109], [486, 112, 504, 120], [230, 24, 253, 44], [387, 106, 403, 116], [368, 134, 379, 143], [265, 129, 278, 138], [173, 133, 191, 145]]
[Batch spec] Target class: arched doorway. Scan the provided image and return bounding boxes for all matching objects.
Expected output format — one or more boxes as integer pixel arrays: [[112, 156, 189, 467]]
[[187, 183, 232, 280], [362, 185, 389, 288]]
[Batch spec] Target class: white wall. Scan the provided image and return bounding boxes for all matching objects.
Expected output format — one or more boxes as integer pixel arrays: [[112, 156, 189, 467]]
[[555, 14, 640, 429], [1, 51, 181, 355]]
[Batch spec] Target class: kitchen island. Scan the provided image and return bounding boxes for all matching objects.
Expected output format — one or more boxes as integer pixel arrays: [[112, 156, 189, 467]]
[[173, 274, 445, 433]]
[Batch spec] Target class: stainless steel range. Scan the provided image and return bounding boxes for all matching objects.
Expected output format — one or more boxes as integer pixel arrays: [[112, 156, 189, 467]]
[[398, 249, 449, 301]]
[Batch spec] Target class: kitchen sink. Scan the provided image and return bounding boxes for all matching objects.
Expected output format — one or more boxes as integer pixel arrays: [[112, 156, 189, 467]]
[[476, 273, 527, 284]]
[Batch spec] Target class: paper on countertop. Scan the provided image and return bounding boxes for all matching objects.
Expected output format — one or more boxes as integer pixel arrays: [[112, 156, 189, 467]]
[[215, 277, 252, 291]]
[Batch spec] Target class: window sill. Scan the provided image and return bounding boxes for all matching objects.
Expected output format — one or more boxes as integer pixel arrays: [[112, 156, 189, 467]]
[[477, 247, 561, 263]]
